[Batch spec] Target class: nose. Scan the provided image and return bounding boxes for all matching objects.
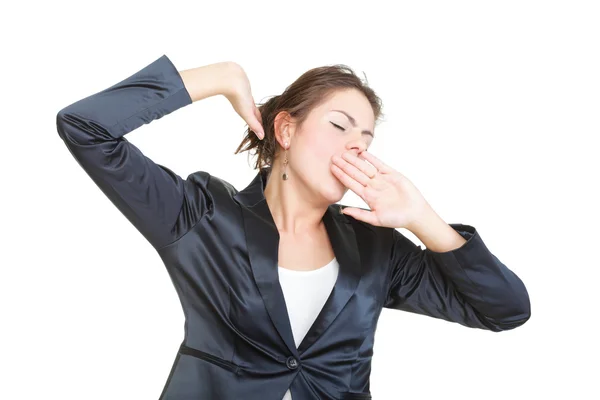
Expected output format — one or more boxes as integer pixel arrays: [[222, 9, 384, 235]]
[[345, 138, 367, 155]]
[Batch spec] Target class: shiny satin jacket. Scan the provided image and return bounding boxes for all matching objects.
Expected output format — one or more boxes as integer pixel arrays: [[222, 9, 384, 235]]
[[56, 54, 531, 400]]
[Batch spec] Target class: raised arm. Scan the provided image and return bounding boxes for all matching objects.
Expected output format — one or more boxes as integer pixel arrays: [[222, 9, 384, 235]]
[[56, 55, 233, 250], [383, 224, 531, 332]]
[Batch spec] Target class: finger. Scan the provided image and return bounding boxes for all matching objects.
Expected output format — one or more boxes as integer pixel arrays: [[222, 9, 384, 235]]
[[252, 122, 265, 140], [342, 207, 379, 226], [334, 155, 371, 186], [254, 103, 262, 119], [253, 104, 263, 127], [253, 107, 265, 140], [244, 111, 264, 140], [331, 163, 365, 198], [341, 152, 378, 181], [359, 150, 390, 173]]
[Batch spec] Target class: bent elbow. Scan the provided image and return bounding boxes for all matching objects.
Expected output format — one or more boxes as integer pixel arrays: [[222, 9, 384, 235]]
[[56, 109, 107, 147], [491, 279, 532, 332], [56, 110, 79, 144], [485, 301, 531, 332]]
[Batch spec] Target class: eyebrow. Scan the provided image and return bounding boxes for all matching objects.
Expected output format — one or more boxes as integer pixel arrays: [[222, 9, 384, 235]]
[[331, 109, 374, 138]]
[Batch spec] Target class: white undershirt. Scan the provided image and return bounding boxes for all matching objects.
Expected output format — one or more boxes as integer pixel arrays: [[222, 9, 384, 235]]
[[277, 257, 339, 400]]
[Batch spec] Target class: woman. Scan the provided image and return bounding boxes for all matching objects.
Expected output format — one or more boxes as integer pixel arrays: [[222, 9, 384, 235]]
[[56, 54, 530, 400]]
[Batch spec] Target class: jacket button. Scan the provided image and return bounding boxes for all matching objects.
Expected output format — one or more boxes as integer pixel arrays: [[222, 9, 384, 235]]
[[286, 356, 299, 370]]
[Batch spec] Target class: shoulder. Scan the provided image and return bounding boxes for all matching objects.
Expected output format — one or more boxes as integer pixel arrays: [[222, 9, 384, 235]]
[[184, 170, 256, 217], [186, 170, 238, 197]]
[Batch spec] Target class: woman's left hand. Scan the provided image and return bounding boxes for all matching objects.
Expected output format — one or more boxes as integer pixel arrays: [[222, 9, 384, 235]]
[[331, 150, 433, 229]]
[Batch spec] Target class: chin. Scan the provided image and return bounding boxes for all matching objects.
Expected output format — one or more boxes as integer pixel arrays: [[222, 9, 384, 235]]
[[312, 169, 345, 204], [321, 178, 346, 204]]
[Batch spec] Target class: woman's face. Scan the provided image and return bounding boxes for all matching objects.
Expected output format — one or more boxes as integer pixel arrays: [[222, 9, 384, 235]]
[[286, 88, 376, 205]]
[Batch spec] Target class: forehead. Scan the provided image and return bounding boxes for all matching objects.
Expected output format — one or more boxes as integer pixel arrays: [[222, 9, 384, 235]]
[[316, 89, 375, 127]]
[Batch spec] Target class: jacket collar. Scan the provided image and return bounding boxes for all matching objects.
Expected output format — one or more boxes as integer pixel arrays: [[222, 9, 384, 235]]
[[233, 167, 364, 356]]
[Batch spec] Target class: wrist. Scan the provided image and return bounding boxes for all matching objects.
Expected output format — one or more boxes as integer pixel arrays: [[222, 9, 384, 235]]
[[179, 61, 238, 102], [405, 206, 440, 235]]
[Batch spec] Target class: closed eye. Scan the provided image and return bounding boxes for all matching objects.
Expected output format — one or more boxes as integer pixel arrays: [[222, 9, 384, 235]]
[[330, 122, 345, 131]]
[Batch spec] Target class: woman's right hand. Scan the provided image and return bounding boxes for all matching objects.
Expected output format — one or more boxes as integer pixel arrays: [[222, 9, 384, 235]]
[[222, 62, 265, 140]]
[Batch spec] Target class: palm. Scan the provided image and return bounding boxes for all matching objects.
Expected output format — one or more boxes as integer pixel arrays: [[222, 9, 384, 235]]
[[223, 63, 264, 139]]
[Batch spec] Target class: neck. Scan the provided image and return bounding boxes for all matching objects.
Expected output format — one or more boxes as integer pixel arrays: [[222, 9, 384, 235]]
[[263, 164, 327, 235]]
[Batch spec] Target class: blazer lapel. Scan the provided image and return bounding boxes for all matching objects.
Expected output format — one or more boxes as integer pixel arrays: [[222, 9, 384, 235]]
[[296, 206, 363, 355], [234, 167, 364, 357]]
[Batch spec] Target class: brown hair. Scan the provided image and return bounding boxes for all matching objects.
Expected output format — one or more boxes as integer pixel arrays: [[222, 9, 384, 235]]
[[233, 64, 384, 170]]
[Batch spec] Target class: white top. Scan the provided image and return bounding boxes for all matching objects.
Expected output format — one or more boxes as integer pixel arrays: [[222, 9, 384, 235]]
[[278, 257, 339, 400]]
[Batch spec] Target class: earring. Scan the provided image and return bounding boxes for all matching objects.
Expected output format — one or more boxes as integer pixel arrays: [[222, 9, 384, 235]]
[[282, 141, 289, 180]]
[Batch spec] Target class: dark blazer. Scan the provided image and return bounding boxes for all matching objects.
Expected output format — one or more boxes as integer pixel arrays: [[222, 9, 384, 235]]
[[56, 54, 531, 400]]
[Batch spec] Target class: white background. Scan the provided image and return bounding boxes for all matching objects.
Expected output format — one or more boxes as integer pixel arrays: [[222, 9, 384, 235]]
[[2, 1, 599, 399]]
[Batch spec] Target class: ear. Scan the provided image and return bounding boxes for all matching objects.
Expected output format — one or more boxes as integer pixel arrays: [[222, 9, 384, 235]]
[[273, 111, 296, 147]]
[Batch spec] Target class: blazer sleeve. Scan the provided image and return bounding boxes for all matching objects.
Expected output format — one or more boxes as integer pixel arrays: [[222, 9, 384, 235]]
[[56, 54, 212, 251], [383, 223, 531, 332]]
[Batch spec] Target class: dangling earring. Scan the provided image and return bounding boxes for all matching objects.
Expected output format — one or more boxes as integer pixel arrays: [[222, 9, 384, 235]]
[[282, 141, 289, 180]]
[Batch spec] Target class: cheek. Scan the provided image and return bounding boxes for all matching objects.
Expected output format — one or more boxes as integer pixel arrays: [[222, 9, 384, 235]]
[[298, 130, 340, 177], [313, 140, 337, 164], [301, 137, 332, 164]]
